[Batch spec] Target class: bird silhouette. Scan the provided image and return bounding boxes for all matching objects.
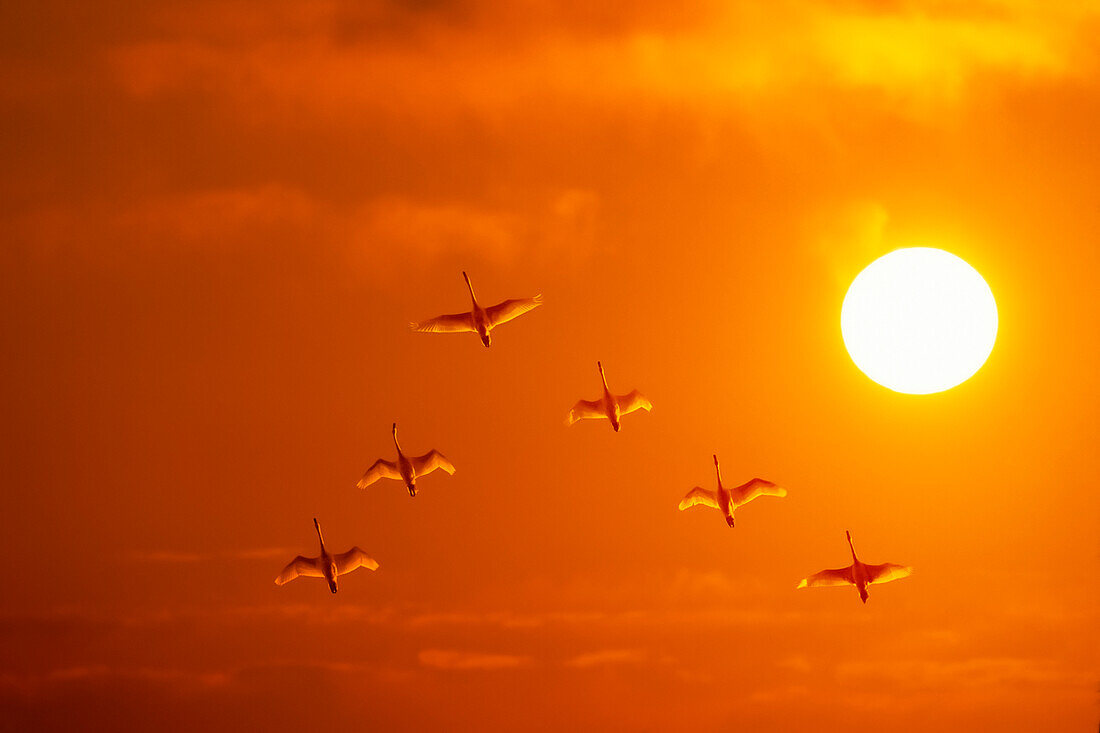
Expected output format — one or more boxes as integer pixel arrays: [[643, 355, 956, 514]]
[[275, 519, 378, 594], [567, 361, 651, 432], [410, 271, 541, 347], [357, 423, 455, 497], [797, 530, 912, 603], [678, 455, 786, 527]]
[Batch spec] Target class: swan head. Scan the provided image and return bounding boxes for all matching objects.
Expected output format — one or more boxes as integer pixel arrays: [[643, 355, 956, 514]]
[[407, 483, 417, 497]]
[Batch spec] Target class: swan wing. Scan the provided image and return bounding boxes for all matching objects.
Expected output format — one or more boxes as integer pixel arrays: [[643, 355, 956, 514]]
[[678, 487, 718, 511], [864, 562, 912, 585], [411, 449, 456, 478], [731, 478, 787, 507], [567, 399, 606, 425], [334, 547, 379, 576], [410, 312, 475, 333], [485, 295, 542, 327], [616, 390, 652, 416], [797, 565, 855, 589], [275, 555, 323, 585], [357, 459, 399, 489]]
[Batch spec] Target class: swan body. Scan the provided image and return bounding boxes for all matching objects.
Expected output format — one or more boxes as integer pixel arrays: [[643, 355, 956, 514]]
[[275, 518, 378, 593], [797, 531, 912, 603], [678, 455, 786, 527], [410, 271, 541, 347], [567, 361, 651, 432], [357, 423, 455, 497]]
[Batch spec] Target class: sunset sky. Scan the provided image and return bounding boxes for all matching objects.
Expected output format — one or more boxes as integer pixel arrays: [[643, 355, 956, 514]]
[[2, 1, 1099, 730]]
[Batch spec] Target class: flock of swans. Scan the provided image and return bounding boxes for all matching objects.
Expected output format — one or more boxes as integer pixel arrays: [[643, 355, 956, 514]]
[[276, 272, 912, 603]]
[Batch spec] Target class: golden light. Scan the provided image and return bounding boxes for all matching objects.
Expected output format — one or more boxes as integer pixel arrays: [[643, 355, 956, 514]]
[[841, 247, 998, 394]]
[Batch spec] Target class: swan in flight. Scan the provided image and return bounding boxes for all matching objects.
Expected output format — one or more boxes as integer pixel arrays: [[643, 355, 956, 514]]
[[275, 518, 378, 594], [797, 531, 912, 603], [357, 423, 455, 497], [678, 455, 786, 527], [410, 271, 542, 347], [566, 361, 652, 432]]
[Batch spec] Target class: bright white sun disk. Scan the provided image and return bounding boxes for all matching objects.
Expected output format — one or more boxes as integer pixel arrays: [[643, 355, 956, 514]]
[[841, 248, 997, 394]]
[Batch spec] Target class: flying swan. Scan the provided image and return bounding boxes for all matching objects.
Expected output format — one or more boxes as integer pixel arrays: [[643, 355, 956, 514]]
[[357, 423, 455, 497], [678, 455, 786, 527], [410, 271, 542, 347], [275, 518, 378, 594], [566, 361, 651, 432], [797, 530, 912, 603]]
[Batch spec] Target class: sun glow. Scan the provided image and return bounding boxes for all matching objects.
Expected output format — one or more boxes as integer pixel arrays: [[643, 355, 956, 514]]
[[841, 247, 998, 394]]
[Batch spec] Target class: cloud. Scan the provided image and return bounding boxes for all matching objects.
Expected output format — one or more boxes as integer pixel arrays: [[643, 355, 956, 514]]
[[232, 547, 297, 561], [101, 0, 1100, 128], [405, 610, 606, 629], [132, 547, 295, 563], [349, 195, 517, 262], [667, 568, 739, 599], [133, 551, 205, 563], [776, 655, 812, 674], [834, 656, 1089, 689], [0, 665, 232, 696], [10, 184, 600, 274], [7, 185, 317, 252], [417, 649, 531, 671], [565, 648, 649, 668]]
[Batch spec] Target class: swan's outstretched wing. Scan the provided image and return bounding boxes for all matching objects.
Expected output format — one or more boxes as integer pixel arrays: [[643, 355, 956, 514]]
[[485, 295, 542, 327], [864, 562, 912, 585], [411, 450, 455, 478], [797, 566, 854, 589], [357, 459, 399, 489], [730, 478, 787, 507], [678, 487, 718, 511], [616, 390, 652, 416], [567, 399, 606, 425], [275, 555, 323, 585], [334, 547, 379, 576], [410, 312, 475, 333]]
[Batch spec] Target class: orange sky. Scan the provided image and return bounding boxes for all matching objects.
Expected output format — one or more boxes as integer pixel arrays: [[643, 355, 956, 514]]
[[2, 1, 1098, 730]]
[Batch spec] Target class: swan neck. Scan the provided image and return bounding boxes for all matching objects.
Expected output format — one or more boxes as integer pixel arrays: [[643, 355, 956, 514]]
[[713, 456, 722, 485], [597, 362, 608, 390], [463, 271, 476, 304], [846, 531, 857, 561], [392, 423, 401, 452], [314, 518, 325, 553]]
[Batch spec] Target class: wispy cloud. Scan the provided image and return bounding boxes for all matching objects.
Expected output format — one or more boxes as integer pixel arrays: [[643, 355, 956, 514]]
[[417, 649, 531, 671], [132, 547, 294, 563], [102, 1, 1100, 126], [776, 655, 812, 674], [132, 550, 205, 563], [10, 184, 601, 275], [565, 648, 650, 668], [835, 656, 1091, 689], [0, 665, 232, 696]]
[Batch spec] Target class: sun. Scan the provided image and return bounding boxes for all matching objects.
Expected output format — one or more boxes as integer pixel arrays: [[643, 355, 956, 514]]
[[841, 248, 998, 394]]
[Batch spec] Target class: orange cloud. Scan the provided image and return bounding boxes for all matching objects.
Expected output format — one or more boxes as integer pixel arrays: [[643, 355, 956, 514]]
[[417, 649, 532, 671], [565, 649, 649, 668], [104, 0, 1100, 127], [132, 547, 294, 562], [9, 184, 598, 278], [834, 656, 1091, 689]]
